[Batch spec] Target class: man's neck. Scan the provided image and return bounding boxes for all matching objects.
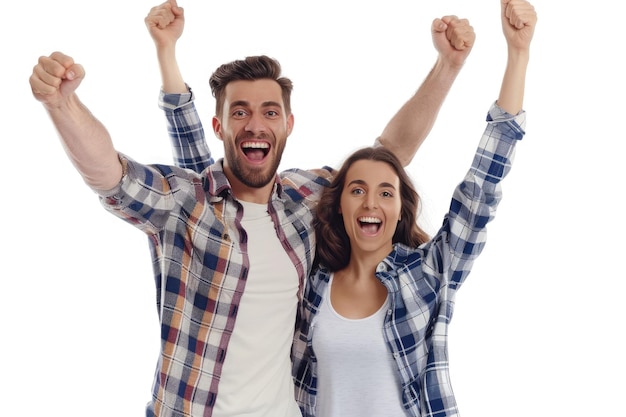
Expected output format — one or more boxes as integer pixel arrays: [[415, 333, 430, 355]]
[[226, 174, 275, 204]]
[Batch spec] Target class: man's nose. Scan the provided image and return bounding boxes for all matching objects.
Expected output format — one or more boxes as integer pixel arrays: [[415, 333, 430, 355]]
[[245, 113, 266, 134]]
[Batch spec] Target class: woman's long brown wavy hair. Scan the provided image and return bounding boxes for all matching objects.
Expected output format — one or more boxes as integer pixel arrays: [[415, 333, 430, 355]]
[[313, 146, 430, 272]]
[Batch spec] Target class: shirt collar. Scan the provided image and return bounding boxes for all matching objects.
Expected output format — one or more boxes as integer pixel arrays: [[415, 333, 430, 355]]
[[378, 243, 412, 275], [204, 158, 284, 200]]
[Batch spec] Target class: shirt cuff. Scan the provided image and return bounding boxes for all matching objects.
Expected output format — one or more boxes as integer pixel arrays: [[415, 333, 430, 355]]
[[158, 84, 195, 111], [487, 101, 526, 140], [93, 153, 129, 198]]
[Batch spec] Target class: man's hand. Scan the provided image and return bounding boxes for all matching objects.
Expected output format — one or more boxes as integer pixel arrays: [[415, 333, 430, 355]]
[[29, 51, 85, 110], [145, 0, 185, 49], [501, 0, 537, 51], [432, 16, 475, 69], [29, 51, 123, 190]]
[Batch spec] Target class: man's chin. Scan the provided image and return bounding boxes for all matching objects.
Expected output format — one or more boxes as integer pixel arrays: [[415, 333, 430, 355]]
[[235, 170, 275, 189]]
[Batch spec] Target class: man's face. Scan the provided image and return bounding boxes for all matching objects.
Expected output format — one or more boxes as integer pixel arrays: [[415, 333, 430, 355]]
[[213, 79, 293, 191]]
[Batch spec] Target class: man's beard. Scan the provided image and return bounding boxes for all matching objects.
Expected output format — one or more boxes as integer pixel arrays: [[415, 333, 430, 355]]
[[224, 139, 285, 189]]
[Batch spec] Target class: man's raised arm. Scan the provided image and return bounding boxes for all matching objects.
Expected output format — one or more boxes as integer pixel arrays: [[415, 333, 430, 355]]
[[146, 0, 213, 173], [30, 52, 123, 191]]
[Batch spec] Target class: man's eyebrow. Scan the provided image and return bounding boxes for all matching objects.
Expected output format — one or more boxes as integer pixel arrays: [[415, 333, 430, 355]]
[[229, 100, 283, 108], [261, 100, 283, 108], [229, 100, 249, 108]]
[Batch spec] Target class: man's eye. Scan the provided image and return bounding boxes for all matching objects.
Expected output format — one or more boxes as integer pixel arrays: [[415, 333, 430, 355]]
[[233, 110, 247, 117], [266, 110, 278, 117]]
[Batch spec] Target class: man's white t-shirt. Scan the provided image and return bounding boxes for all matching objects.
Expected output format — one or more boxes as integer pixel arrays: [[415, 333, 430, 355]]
[[213, 201, 302, 417]]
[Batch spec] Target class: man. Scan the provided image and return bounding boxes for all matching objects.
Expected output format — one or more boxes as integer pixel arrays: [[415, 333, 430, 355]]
[[29, 2, 474, 415]]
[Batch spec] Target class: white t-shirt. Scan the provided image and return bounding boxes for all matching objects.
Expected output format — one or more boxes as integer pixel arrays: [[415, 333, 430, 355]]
[[312, 275, 407, 417], [213, 201, 302, 417]]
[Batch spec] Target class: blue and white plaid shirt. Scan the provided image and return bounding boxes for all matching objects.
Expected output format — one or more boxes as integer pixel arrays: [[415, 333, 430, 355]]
[[291, 104, 526, 417]]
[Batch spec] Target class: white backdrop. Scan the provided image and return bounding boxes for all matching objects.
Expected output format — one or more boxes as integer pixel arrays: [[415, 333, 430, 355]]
[[2, 1, 624, 415]]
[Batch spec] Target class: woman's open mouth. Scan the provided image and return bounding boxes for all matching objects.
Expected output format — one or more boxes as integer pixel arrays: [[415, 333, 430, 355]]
[[358, 216, 382, 234]]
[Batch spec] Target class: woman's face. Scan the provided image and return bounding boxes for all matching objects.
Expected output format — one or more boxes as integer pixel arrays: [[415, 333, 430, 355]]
[[339, 159, 402, 259]]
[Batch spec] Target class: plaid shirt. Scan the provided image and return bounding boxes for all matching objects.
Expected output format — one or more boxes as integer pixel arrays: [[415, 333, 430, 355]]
[[292, 104, 526, 417], [96, 91, 332, 417], [159, 88, 214, 173]]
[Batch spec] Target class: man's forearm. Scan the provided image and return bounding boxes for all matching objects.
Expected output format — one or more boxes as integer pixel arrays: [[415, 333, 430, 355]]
[[377, 58, 461, 167], [47, 94, 123, 191], [157, 45, 187, 94]]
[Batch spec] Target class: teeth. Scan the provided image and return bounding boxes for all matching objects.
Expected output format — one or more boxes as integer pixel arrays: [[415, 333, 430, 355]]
[[242, 142, 269, 149], [358, 217, 381, 224]]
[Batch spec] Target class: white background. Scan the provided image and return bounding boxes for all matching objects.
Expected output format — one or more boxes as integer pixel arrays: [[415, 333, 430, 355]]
[[2, 0, 624, 415]]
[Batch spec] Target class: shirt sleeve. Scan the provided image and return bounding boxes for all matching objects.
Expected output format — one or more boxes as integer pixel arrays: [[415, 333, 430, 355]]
[[96, 154, 201, 235], [421, 101, 526, 291], [159, 86, 214, 173]]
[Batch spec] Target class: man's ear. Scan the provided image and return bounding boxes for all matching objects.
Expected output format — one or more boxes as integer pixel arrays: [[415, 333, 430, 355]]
[[212, 116, 223, 141], [286, 113, 294, 136]]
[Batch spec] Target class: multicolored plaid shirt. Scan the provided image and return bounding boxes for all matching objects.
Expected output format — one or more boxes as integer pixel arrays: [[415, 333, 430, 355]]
[[96, 91, 332, 417], [291, 104, 526, 417]]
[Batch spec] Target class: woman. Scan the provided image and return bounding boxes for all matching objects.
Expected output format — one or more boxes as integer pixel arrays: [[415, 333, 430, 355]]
[[292, 1, 537, 416]]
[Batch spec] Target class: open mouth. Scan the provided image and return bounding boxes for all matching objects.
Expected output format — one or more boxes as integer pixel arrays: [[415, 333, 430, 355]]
[[358, 216, 382, 234], [241, 141, 270, 161]]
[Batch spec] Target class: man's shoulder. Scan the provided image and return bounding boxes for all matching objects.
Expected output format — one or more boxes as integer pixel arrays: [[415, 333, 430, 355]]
[[280, 166, 334, 183], [278, 167, 333, 198]]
